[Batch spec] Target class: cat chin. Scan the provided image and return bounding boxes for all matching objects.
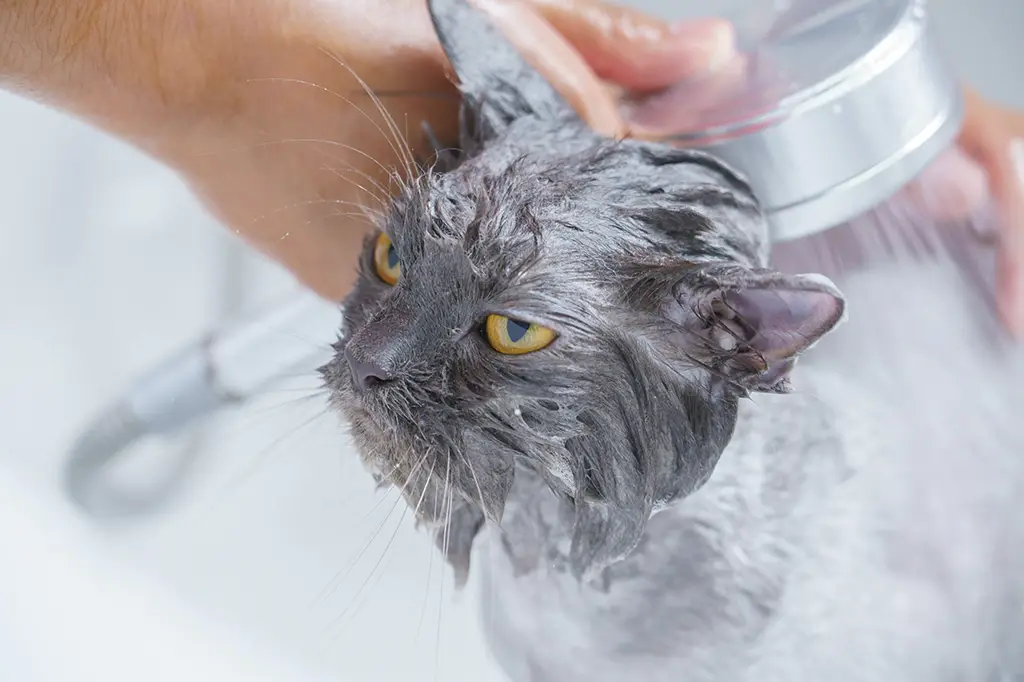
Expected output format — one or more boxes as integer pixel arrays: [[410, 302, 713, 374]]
[[330, 375, 402, 442], [331, 392, 405, 478], [340, 393, 706, 585]]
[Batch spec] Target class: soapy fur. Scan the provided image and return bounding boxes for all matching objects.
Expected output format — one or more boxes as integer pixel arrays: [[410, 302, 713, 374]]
[[321, 0, 1024, 679]]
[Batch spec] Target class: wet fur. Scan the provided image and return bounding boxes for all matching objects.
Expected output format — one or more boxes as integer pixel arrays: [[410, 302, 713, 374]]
[[321, 0, 1024, 679]]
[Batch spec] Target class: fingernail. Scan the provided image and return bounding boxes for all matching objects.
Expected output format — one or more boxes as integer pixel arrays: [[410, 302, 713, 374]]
[[669, 18, 737, 72]]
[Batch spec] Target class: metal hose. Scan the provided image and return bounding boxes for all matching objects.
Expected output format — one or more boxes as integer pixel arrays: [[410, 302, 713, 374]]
[[62, 289, 341, 517]]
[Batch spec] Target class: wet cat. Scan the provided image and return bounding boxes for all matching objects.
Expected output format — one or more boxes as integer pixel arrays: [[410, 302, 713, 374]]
[[321, 0, 1024, 679]]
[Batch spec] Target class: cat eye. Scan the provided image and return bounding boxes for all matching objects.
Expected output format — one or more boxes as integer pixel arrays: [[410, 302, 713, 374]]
[[373, 232, 401, 285], [485, 314, 557, 355]]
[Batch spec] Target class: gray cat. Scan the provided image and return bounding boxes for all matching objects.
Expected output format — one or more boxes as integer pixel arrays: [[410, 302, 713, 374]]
[[321, 0, 1024, 679]]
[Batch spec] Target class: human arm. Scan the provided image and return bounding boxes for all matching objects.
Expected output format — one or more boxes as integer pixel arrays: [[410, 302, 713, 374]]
[[3, 0, 1020, 333], [0, 0, 734, 300]]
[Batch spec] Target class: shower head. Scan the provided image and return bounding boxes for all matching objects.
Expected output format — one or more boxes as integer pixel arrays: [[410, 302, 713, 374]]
[[628, 0, 963, 242]]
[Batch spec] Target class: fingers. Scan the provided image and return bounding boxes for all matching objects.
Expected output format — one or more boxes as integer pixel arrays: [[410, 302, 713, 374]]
[[992, 139, 1024, 338], [527, 0, 736, 91], [440, 0, 742, 138], [471, 0, 624, 136], [895, 147, 990, 225], [957, 87, 1024, 337], [619, 52, 748, 137]]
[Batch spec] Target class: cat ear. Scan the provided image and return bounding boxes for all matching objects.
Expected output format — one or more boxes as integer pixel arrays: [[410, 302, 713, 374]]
[[673, 265, 846, 393], [426, 0, 580, 141]]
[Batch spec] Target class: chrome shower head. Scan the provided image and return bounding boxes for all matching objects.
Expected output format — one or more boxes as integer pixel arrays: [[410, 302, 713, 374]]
[[629, 0, 963, 242]]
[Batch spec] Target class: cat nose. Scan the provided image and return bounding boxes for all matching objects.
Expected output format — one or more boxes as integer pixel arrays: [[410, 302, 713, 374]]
[[345, 346, 396, 391]]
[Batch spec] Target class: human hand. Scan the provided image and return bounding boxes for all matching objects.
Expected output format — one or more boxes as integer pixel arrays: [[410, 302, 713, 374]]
[[899, 90, 1024, 337], [146, 0, 735, 301], [956, 90, 1024, 337], [620, 36, 1024, 337]]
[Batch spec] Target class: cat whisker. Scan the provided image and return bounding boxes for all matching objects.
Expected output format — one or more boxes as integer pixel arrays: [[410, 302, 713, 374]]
[[413, 457, 439, 520], [457, 446, 490, 523], [244, 76, 354, 102], [233, 325, 337, 356], [414, 458, 440, 645], [242, 78, 456, 109], [189, 398, 332, 524], [314, 488, 405, 606], [244, 74, 416, 190], [219, 405, 331, 496], [215, 137, 399, 181], [254, 385, 327, 395], [434, 474, 454, 682], [315, 48, 421, 191], [322, 452, 442, 641], [323, 209, 385, 228], [352, 88, 457, 102], [326, 503, 410, 643], [317, 165, 388, 209], [295, 58, 416, 195], [359, 457, 413, 516], [321, 165, 392, 209], [316, 451, 429, 605], [353, 478, 400, 525], [246, 197, 383, 233], [312, 147, 406, 205], [239, 388, 327, 418]]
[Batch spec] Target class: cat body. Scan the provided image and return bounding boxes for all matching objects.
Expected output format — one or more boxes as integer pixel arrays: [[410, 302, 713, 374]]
[[481, 265, 1024, 681], [322, 0, 1024, 679]]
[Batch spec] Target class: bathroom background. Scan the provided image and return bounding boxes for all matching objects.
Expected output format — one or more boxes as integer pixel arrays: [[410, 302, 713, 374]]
[[1, 1, 1021, 680]]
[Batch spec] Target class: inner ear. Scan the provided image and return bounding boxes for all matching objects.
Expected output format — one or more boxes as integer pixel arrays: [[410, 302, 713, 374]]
[[677, 267, 846, 393], [426, 0, 621, 142], [720, 284, 844, 361]]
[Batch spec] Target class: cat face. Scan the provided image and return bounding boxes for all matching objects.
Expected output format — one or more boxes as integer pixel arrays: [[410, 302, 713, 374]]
[[321, 0, 846, 582]]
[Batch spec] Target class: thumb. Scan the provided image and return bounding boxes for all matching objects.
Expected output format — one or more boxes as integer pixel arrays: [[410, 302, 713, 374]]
[[526, 0, 736, 91]]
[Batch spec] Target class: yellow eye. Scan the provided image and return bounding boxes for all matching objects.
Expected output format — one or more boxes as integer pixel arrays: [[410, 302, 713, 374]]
[[485, 314, 557, 355], [373, 232, 400, 285]]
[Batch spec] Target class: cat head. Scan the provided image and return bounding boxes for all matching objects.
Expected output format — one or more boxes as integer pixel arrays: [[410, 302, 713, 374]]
[[321, 0, 846, 584]]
